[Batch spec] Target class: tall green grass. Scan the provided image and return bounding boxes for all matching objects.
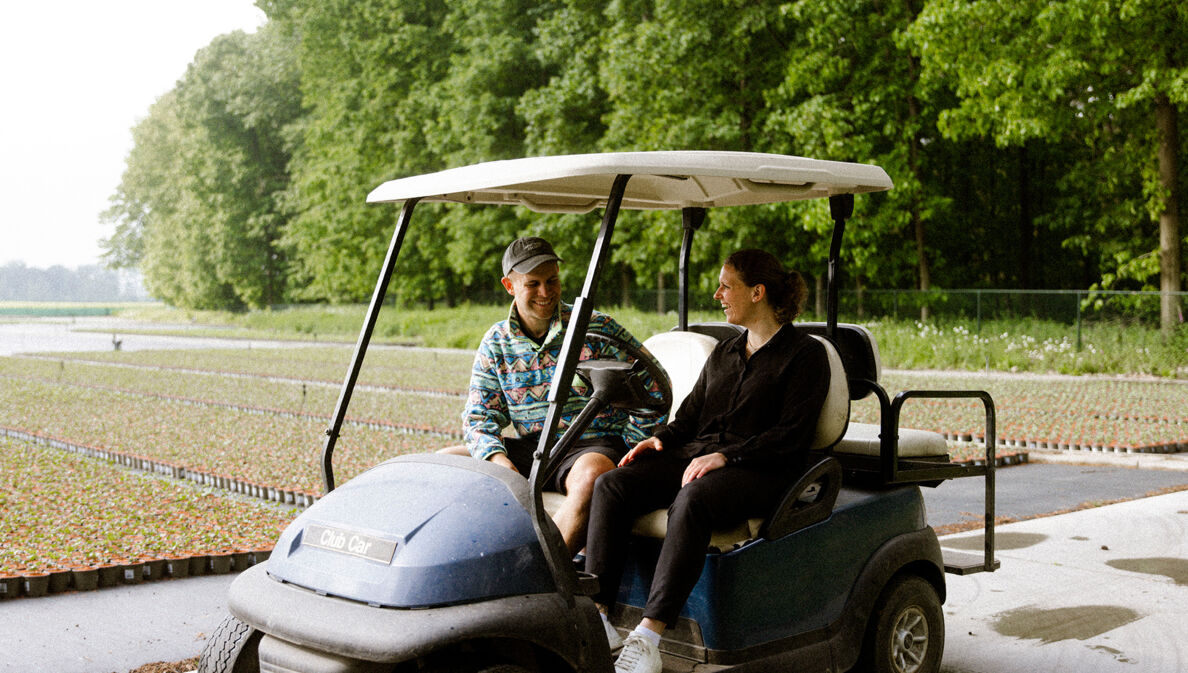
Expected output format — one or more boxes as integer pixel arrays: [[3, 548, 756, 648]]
[[116, 304, 1187, 377], [120, 303, 504, 350], [869, 317, 1188, 378]]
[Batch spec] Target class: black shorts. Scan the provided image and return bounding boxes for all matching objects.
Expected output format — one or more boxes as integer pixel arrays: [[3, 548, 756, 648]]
[[504, 435, 627, 494]]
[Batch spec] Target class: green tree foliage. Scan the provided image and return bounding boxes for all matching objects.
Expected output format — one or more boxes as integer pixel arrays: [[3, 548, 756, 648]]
[[593, 0, 814, 300], [264, 0, 451, 303], [269, 0, 558, 306], [907, 0, 1187, 330], [105, 0, 1185, 331], [102, 26, 300, 309], [764, 0, 936, 307]]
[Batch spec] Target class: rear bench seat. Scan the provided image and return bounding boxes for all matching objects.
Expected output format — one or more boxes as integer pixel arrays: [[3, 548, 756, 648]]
[[546, 322, 951, 550], [546, 325, 855, 552], [795, 322, 950, 460]]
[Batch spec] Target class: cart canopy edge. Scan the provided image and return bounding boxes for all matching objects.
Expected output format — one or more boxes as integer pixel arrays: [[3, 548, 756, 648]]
[[366, 151, 893, 213]]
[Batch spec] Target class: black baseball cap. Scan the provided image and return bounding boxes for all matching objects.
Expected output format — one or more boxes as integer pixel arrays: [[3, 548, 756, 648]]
[[502, 236, 562, 276]]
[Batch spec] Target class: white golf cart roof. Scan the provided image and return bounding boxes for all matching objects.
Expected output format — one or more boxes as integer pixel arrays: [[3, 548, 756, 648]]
[[367, 151, 892, 213]]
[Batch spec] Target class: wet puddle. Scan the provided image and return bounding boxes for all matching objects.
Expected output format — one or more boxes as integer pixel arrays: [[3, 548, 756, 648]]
[[1091, 645, 1137, 664], [942, 531, 1047, 551], [1106, 557, 1188, 586], [993, 605, 1142, 644]]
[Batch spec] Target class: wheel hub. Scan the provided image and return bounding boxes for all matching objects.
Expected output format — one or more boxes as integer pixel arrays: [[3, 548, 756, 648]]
[[891, 606, 929, 673]]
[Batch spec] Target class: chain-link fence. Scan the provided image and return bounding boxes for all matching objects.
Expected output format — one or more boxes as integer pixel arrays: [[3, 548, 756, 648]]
[[621, 287, 1185, 343], [839, 288, 1181, 325]]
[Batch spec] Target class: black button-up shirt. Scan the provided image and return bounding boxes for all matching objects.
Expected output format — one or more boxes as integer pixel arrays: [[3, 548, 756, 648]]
[[652, 324, 830, 468]]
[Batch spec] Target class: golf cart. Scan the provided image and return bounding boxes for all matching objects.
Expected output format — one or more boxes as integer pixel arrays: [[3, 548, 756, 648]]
[[200, 151, 998, 673]]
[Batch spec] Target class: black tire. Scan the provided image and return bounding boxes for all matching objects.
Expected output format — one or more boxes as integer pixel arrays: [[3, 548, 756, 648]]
[[857, 575, 944, 673], [422, 663, 534, 673], [198, 613, 262, 673]]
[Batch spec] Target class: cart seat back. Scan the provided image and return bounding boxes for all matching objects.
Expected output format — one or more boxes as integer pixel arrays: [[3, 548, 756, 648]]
[[641, 327, 850, 452], [639, 330, 718, 414], [573, 326, 850, 549], [795, 322, 948, 458], [796, 322, 881, 400]]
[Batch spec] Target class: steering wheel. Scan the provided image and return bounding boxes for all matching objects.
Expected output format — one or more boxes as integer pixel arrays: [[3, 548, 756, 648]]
[[534, 330, 673, 493], [581, 331, 673, 419]]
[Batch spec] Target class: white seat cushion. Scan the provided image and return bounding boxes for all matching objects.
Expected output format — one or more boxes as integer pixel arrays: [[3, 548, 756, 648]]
[[808, 336, 849, 450], [542, 491, 761, 550], [834, 422, 948, 458], [629, 507, 764, 550], [641, 331, 719, 415]]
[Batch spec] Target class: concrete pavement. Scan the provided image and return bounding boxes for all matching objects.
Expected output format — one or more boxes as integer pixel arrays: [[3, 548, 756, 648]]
[[940, 488, 1188, 672], [0, 574, 233, 673]]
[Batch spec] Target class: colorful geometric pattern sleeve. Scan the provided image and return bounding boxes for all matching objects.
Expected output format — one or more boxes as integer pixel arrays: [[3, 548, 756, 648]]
[[462, 304, 668, 461], [462, 324, 513, 462]]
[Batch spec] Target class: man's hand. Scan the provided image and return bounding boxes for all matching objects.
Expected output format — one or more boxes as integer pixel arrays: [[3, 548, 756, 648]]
[[489, 452, 519, 474], [681, 452, 726, 486], [620, 436, 663, 466]]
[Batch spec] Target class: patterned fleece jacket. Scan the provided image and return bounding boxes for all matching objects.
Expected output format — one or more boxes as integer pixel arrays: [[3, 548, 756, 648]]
[[463, 301, 666, 462]]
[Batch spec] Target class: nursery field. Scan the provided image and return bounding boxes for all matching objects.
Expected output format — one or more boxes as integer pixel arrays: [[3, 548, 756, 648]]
[[31, 345, 475, 393], [0, 437, 292, 597], [854, 371, 1188, 453], [1, 343, 1185, 597]]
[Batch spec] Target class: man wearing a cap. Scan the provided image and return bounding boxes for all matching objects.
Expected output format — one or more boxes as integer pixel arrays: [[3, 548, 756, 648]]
[[462, 236, 665, 555]]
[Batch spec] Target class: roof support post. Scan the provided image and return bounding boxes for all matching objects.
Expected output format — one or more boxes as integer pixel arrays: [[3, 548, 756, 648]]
[[678, 207, 706, 331], [530, 173, 631, 603], [826, 194, 854, 342], [321, 198, 420, 493]]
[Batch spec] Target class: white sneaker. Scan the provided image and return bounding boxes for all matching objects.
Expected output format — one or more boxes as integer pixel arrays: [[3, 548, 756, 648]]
[[614, 633, 662, 673], [602, 618, 624, 653]]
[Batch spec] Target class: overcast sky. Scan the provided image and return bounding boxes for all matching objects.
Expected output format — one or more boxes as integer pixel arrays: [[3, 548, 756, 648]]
[[0, 0, 266, 270]]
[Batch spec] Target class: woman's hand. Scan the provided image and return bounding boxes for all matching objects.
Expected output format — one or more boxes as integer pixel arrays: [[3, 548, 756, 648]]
[[620, 436, 663, 466], [681, 452, 726, 486]]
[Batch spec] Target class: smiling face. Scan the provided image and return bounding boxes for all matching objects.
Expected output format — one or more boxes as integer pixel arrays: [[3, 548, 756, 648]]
[[502, 261, 561, 338], [713, 264, 762, 326]]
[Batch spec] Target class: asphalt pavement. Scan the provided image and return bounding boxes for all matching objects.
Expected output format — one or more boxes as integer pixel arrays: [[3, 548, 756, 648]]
[[922, 452, 1188, 531], [3, 451, 1188, 673]]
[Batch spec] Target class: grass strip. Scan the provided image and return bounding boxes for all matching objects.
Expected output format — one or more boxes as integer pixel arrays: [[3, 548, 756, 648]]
[[114, 304, 1188, 377]]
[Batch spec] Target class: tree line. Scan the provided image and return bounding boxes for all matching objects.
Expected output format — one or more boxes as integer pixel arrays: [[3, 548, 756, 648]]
[[101, 0, 1185, 333], [0, 263, 148, 302]]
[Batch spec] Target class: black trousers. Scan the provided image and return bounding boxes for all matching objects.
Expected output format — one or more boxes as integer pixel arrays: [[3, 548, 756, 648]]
[[585, 452, 795, 626]]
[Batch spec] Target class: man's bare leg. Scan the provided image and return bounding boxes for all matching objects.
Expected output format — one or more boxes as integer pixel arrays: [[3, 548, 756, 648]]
[[554, 451, 617, 555]]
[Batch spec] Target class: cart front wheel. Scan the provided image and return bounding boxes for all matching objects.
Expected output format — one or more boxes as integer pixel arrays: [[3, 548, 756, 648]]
[[198, 614, 261, 673], [859, 575, 943, 673]]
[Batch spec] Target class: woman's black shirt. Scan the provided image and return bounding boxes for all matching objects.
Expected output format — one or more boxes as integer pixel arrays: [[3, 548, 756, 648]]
[[651, 323, 830, 468]]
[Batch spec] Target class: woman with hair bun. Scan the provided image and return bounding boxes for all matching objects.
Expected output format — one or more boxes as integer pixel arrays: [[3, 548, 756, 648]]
[[586, 249, 831, 673]]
